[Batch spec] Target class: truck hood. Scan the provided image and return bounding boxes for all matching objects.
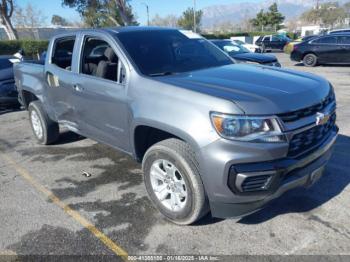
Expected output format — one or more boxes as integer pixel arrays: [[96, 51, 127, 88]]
[[232, 53, 277, 63], [155, 64, 331, 115]]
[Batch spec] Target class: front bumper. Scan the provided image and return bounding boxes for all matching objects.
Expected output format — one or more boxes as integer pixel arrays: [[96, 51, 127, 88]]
[[290, 51, 303, 62], [199, 125, 338, 219]]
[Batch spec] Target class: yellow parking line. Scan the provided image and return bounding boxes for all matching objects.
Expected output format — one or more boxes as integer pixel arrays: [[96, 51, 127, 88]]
[[0, 151, 128, 261]]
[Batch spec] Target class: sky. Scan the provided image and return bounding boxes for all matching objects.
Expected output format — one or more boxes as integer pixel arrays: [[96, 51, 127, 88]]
[[15, 0, 261, 26]]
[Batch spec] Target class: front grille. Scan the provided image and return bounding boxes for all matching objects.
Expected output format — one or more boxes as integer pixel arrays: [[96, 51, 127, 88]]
[[241, 175, 271, 192], [288, 113, 336, 157], [278, 92, 334, 122]]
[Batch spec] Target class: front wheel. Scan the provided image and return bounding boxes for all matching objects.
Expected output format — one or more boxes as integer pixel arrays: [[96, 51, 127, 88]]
[[28, 101, 59, 145], [142, 138, 209, 225], [303, 53, 318, 67]]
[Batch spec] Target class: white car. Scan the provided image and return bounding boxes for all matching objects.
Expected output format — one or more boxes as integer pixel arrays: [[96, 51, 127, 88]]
[[231, 39, 260, 53]]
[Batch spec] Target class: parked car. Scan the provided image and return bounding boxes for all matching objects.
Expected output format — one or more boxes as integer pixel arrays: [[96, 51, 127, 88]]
[[329, 28, 350, 34], [0, 55, 20, 109], [284, 35, 319, 54], [212, 39, 281, 67], [255, 35, 290, 52], [14, 27, 338, 225], [231, 39, 260, 53], [291, 34, 350, 66]]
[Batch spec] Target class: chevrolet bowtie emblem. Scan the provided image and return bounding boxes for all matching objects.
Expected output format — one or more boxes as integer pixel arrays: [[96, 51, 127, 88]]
[[316, 112, 330, 126]]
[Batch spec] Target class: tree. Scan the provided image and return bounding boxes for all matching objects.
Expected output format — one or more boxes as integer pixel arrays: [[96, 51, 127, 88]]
[[51, 15, 70, 26], [344, 2, 350, 25], [62, 0, 138, 27], [12, 3, 47, 38], [250, 3, 284, 32], [0, 0, 17, 39], [177, 8, 202, 32], [250, 9, 269, 32], [266, 3, 285, 31], [301, 2, 347, 28], [150, 14, 178, 27]]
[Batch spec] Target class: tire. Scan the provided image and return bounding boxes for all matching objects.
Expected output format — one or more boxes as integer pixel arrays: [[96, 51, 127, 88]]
[[28, 101, 59, 145], [142, 138, 209, 225], [303, 53, 318, 67]]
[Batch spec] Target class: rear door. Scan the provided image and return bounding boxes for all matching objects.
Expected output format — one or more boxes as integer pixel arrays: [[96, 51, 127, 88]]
[[336, 36, 350, 63], [45, 35, 78, 129], [271, 36, 283, 49], [70, 32, 131, 152], [262, 36, 271, 48], [310, 36, 338, 63]]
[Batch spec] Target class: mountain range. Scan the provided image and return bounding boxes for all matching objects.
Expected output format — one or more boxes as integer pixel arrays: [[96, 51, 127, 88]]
[[201, 0, 349, 28]]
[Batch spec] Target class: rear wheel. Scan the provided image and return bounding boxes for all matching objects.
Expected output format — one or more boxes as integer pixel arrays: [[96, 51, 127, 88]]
[[303, 53, 318, 67], [28, 101, 59, 145], [142, 138, 209, 225]]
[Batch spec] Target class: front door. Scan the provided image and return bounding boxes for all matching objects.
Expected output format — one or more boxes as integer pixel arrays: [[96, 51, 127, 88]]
[[71, 34, 131, 152], [311, 36, 338, 63]]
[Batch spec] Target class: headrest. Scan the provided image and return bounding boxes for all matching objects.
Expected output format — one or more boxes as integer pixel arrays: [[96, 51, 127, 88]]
[[104, 47, 117, 62]]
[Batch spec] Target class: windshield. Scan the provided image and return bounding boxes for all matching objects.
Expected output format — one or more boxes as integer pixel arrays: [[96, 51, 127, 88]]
[[212, 41, 250, 55], [117, 30, 233, 76]]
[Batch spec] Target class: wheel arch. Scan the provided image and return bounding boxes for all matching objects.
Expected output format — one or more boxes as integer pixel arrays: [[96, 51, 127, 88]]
[[132, 121, 201, 163]]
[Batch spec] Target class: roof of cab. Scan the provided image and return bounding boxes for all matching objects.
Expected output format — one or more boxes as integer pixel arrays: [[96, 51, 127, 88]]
[[50, 26, 180, 40], [103, 26, 178, 34]]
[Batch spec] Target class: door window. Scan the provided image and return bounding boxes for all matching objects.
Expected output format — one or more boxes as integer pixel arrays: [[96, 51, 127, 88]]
[[51, 37, 76, 70], [80, 36, 125, 83], [263, 36, 271, 41], [338, 36, 350, 45], [312, 36, 337, 44]]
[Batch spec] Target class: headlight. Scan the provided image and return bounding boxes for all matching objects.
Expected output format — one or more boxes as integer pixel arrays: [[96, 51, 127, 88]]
[[210, 112, 286, 142]]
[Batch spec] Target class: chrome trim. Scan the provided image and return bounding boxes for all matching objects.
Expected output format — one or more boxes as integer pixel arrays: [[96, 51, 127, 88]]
[[236, 170, 276, 192]]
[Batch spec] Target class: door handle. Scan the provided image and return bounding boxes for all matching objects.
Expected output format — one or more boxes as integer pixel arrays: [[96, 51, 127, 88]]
[[46, 71, 59, 87], [73, 84, 84, 92]]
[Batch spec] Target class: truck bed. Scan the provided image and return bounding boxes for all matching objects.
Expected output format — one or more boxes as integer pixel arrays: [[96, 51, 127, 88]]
[[13, 61, 45, 106]]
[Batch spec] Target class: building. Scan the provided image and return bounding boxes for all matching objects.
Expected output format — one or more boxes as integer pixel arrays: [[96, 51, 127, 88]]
[[0, 26, 79, 40], [300, 25, 328, 37]]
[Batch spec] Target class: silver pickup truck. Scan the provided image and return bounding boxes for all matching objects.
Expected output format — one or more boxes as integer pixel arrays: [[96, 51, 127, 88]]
[[14, 27, 338, 225]]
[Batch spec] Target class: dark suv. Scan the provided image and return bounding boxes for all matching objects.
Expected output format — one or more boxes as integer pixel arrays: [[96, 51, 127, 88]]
[[255, 35, 290, 52]]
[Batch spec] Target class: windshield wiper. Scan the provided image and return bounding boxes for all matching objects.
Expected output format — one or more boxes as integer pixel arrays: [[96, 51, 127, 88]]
[[149, 71, 176, 77]]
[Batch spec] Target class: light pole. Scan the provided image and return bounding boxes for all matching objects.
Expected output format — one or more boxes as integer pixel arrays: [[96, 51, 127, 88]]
[[141, 2, 150, 26], [193, 0, 197, 32]]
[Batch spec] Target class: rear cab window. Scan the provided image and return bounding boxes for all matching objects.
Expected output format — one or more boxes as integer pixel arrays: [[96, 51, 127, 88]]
[[51, 36, 76, 71]]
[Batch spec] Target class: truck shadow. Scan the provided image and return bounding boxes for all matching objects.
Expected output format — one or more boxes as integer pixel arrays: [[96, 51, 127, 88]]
[[238, 134, 350, 225], [55, 130, 86, 145]]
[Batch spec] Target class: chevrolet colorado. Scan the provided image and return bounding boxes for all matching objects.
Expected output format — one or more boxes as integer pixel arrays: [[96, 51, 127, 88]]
[[14, 27, 338, 225]]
